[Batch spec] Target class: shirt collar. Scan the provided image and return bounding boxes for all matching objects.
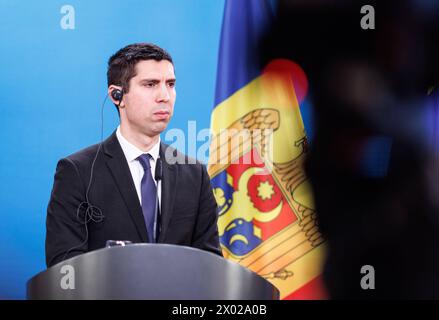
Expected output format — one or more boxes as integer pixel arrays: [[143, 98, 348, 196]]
[[116, 126, 160, 163]]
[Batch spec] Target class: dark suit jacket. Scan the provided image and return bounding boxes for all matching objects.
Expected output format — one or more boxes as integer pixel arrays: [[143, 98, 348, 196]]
[[46, 132, 222, 267]]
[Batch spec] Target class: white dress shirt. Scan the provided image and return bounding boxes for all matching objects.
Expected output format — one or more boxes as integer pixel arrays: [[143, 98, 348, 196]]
[[115, 126, 162, 209]]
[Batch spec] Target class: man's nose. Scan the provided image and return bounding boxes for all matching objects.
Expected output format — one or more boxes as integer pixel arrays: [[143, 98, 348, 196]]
[[156, 83, 170, 102]]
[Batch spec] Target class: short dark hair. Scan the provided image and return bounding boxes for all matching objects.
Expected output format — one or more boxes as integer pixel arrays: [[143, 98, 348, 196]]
[[107, 43, 173, 94]]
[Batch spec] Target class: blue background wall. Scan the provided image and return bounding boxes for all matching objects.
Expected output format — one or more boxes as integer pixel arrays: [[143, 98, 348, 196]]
[[0, 0, 226, 299]]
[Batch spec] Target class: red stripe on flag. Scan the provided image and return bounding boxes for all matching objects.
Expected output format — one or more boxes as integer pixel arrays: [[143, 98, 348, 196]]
[[283, 275, 328, 300]]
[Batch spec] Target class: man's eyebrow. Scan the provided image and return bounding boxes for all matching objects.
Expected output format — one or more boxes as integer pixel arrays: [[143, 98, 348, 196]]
[[138, 78, 176, 82], [139, 78, 160, 83]]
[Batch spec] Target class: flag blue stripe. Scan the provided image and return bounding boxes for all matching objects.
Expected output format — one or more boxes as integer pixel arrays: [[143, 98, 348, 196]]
[[213, 0, 274, 107]]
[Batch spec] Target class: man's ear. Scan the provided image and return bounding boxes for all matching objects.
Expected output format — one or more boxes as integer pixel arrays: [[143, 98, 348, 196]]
[[108, 85, 124, 107]]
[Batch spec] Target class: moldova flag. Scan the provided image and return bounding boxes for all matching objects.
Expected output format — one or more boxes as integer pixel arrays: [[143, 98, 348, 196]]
[[208, 0, 327, 299]]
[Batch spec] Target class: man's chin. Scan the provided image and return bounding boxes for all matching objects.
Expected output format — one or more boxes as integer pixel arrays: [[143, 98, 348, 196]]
[[150, 122, 169, 134]]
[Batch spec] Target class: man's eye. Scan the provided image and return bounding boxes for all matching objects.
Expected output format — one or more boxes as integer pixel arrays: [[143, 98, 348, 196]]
[[143, 83, 156, 87], [168, 82, 175, 88]]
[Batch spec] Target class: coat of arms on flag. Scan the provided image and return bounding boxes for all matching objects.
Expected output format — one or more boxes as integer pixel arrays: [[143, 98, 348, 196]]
[[209, 58, 327, 299]]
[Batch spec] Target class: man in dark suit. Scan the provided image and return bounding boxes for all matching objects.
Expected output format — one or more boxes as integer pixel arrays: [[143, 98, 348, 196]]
[[46, 43, 222, 267]]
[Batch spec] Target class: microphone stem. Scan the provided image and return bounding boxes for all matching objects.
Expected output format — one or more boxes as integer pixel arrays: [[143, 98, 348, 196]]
[[153, 179, 161, 242]]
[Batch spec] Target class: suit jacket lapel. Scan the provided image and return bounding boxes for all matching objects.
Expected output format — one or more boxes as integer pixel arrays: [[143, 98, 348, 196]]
[[158, 143, 178, 242], [103, 132, 149, 242]]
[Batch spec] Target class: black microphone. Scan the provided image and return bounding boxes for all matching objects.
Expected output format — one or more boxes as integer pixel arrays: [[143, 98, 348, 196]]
[[154, 157, 163, 241], [155, 157, 163, 181]]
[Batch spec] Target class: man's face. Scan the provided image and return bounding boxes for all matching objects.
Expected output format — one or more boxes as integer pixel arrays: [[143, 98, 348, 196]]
[[121, 59, 176, 137]]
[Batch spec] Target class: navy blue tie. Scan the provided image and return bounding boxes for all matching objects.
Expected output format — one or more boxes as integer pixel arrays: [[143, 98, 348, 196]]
[[137, 154, 157, 243]]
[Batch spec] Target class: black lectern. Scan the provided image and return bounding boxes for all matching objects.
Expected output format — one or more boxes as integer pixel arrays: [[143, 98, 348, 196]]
[[27, 244, 279, 299]]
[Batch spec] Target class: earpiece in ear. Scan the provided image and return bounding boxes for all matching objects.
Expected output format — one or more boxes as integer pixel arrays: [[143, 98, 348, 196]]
[[111, 89, 123, 101]]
